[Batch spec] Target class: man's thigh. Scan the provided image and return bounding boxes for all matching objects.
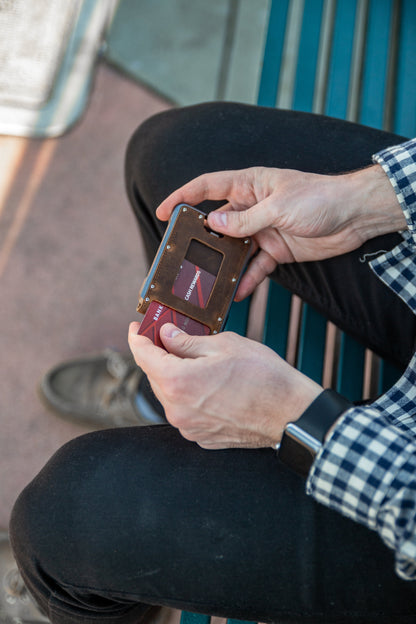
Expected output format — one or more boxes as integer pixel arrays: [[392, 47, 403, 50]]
[[10, 426, 416, 623], [125, 102, 407, 213]]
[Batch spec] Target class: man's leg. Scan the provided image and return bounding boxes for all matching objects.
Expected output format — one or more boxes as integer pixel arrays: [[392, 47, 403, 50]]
[[9, 425, 416, 624], [125, 102, 415, 368], [12, 104, 416, 623]]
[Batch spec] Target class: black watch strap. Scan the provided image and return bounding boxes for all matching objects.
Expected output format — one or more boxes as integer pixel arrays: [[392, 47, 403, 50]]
[[277, 389, 353, 478]]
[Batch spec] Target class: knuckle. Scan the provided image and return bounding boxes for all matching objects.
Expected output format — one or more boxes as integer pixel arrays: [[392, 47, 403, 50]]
[[235, 210, 249, 234], [179, 334, 197, 354], [220, 330, 240, 349], [236, 167, 255, 192], [258, 253, 274, 274]]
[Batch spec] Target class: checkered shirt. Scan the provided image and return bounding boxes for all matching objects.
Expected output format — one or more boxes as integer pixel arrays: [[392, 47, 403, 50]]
[[307, 138, 416, 581]]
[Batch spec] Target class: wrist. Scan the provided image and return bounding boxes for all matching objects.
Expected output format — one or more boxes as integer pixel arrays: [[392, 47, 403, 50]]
[[267, 373, 322, 443], [288, 378, 323, 426], [277, 389, 353, 477], [346, 164, 407, 242]]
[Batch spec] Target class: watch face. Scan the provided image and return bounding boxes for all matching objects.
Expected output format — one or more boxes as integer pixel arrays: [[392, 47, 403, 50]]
[[278, 425, 320, 478]]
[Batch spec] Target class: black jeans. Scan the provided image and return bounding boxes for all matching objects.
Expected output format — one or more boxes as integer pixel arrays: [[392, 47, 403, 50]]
[[10, 104, 416, 624]]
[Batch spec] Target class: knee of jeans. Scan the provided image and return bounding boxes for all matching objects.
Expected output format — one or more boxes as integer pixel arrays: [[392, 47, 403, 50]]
[[9, 432, 109, 572], [124, 102, 236, 195], [124, 107, 179, 189], [10, 428, 169, 569], [125, 102, 216, 167]]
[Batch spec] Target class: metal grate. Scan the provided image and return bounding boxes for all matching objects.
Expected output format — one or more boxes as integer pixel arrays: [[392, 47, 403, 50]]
[[0, 0, 117, 137], [0, 0, 80, 108]]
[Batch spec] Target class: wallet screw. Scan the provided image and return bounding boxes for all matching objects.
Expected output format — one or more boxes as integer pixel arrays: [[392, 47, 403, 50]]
[[199, 214, 203, 219], [231, 277, 237, 282], [244, 239, 250, 244], [182, 207, 187, 212], [145, 297, 150, 302], [213, 330, 218, 334], [217, 317, 222, 322], [166, 245, 171, 250], [150, 284, 155, 289]]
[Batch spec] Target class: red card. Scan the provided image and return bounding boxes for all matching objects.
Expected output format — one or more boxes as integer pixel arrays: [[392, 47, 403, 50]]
[[172, 259, 216, 308], [138, 301, 209, 348]]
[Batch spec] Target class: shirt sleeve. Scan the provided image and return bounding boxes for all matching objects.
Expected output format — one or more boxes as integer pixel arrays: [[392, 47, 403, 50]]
[[307, 381, 416, 580], [306, 138, 416, 580], [369, 138, 416, 312]]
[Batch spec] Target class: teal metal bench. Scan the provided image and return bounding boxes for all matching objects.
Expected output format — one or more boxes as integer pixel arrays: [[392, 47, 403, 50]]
[[181, 1, 416, 622]]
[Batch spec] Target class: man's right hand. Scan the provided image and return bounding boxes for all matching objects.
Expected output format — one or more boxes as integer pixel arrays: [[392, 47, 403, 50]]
[[156, 165, 405, 300]]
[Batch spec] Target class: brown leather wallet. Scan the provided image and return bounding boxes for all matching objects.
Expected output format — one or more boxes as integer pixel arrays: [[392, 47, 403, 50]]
[[137, 204, 252, 334]]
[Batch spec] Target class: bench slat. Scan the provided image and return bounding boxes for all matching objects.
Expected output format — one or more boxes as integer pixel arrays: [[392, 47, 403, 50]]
[[293, 0, 325, 112], [225, 296, 252, 336], [262, 282, 292, 358], [180, 613, 211, 624], [336, 334, 365, 400], [296, 305, 327, 383], [257, 0, 290, 107], [359, 0, 395, 129], [325, 0, 358, 119], [394, 0, 416, 136]]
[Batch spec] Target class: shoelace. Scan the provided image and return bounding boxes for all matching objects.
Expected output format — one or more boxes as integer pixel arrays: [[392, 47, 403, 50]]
[[3, 568, 26, 600], [102, 349, 139, 408], [99, 349, 164, 425]]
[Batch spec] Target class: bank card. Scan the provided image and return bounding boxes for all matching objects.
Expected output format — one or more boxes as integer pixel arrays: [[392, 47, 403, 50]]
[[138, 301, 209, 347]]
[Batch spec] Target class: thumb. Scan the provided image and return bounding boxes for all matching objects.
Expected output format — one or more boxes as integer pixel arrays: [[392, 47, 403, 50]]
[[160, 323, 210, 358], [207, 200, 275, 238]]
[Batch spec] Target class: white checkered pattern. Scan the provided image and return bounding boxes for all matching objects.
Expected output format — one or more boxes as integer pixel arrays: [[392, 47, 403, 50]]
[[307, 138, 416, 581]]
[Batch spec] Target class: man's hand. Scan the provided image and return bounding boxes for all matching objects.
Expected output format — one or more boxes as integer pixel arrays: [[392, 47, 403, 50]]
[[128, 322, 322, 449], [157, 165, 405, 300]]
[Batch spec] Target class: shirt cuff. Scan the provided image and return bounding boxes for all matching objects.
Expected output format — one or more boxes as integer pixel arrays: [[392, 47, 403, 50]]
[[368, 234, 416, 314], [306, 406, 416, 580], [373, 138, 416, 235], [369, 138, 416, 313]]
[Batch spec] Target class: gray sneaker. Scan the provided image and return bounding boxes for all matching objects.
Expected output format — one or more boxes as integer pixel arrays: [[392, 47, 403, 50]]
[[38, 349, 166, 428], [0, 532, 49, 622]]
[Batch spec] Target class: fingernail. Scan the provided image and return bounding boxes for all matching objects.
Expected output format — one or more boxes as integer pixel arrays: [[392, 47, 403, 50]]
[[162, 324, 182, 339], [211, 212, 227, 227]]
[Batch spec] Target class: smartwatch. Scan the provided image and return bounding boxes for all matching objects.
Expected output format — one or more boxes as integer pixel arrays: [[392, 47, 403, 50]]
[[276, 389, 352, 478]]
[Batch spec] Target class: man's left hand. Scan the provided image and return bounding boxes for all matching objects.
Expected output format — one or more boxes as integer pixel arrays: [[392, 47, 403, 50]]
[[128, 323, 322, 449]]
